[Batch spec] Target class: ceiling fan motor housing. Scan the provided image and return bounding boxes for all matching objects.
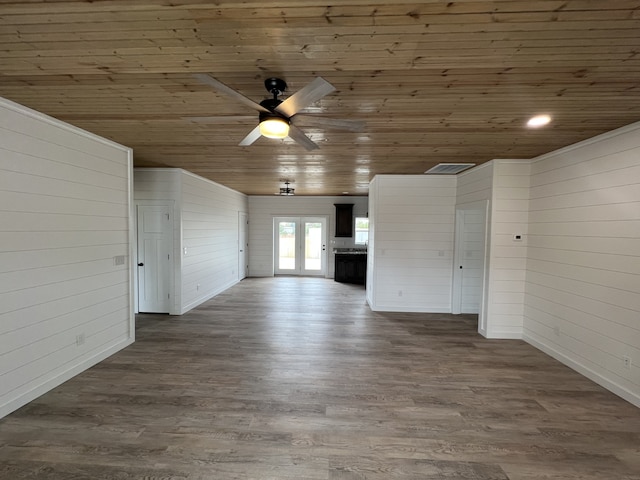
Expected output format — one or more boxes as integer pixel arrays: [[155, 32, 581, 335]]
[[264, 77, 287, 96], [259, 98, 289, 124]]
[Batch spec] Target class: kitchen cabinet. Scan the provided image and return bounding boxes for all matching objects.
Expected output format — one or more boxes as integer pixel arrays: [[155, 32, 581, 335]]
[[334, 203, 354, 237], [335, 253, 367, 284]]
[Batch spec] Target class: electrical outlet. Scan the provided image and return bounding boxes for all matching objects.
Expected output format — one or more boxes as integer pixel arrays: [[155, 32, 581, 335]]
[[76, 333, 85, 346], [623, 356, 631, 369], [553, 326, 560, 336], [398, 290, 403, 297], [196, 284, 200, 291]]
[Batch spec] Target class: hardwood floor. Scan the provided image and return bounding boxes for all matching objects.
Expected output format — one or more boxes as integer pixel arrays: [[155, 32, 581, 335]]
[[1, 277, 638, 479]]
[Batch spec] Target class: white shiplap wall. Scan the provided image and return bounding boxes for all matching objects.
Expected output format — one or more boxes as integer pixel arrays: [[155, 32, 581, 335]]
[[456, 162, 493, 206], [133, 168, 182, 314], [134, 168, 248, 315], [367, 175, 457, 312], [455, 163, 493, 334], [523, 124, 640, 407], [180, 171, 248, 313], [486, 160, 531, 339], [248, 195, 368, 277], [0, 97, 134, 419], [366, 179, 378, 306]]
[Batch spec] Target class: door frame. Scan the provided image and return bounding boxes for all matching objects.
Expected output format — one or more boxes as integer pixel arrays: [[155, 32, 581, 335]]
[[452, 200, 490, 334], [134, 200, 177, 314], [273, 216, 328, 277], [238, 211, 248, 280]]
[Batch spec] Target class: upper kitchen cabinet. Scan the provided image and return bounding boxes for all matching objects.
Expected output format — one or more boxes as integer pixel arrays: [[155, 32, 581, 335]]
[[334, 203, 354, 237]]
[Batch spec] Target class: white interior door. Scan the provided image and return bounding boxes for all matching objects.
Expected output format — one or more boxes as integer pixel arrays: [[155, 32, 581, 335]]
[[137, 205, 172, 313], [274, 217, 327, 276], [453, 203, 488, 318], [239, 212, 248, 280]]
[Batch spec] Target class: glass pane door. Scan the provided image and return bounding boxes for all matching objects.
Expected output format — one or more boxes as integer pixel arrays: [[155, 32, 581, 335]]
[[277, 220, 296, 272], [303, 220, 323, 273], [274, 217, 326, 276]]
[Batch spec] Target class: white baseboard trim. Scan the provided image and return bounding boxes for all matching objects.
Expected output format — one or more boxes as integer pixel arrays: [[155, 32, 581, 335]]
[[0, 337, 134, 420], [180, 279, 239, 315], [486, 328, 523, 339], [524, 334, 640, 409], [368, 304, 451, 313]]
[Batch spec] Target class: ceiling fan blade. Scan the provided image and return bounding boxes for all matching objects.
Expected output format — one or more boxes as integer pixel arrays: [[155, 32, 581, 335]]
[[292, 114, 365, 132], [193, 74, 269, 113], [182, 115, 255, 124], [239, 125, 262, 146], [275, 77, 336, 118], [287, 124, 319, 151]]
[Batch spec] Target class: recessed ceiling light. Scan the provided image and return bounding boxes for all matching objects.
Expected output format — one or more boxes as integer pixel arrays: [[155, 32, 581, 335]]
[[527, 114, 551, 128]]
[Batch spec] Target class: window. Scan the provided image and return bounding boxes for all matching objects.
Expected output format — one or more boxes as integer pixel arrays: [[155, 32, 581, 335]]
[[355, 217, 369, 245]]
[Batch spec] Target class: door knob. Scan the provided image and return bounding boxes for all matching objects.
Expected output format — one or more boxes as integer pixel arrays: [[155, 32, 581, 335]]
[[138, 263, 144, 266]]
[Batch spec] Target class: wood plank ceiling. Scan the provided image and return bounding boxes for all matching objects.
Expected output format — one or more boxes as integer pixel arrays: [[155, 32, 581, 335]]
[[1, 1, 639, 195]]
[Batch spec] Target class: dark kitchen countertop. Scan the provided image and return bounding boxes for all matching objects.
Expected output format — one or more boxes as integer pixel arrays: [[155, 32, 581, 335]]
[[333, 248, 367, 255]]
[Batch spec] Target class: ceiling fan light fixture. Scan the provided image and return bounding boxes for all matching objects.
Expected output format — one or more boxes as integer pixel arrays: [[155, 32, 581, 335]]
[[260, 117, 290, 139], [279, 181, 295, 196]]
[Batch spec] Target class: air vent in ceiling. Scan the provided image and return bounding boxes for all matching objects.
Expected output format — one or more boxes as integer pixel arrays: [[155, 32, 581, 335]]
[[424, 163, 476, 174]]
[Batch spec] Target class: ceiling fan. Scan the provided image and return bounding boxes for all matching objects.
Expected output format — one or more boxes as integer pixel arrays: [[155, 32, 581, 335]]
[[191, 74, 365, 151]]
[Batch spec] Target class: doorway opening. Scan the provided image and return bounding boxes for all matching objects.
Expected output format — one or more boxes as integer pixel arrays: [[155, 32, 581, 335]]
[[452, 201, 489, 335], [239, 212, 248, 280]]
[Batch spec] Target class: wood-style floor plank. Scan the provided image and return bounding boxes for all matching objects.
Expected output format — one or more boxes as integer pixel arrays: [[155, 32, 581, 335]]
[[1, 277, 639, 479]]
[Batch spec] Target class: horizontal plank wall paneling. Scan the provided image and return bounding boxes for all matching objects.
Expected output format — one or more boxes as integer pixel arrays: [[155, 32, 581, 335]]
[[368, 175, 456, 312], [455, 163, 493, 335], [366, 178, 378, 307], [180, 170, 248, 313], [134, 168, 248, 315], [133, 168, 181, 314], [486, 160, 531, 339], [456, 162, 494, 206], [523, 123, 640, 407], [0, 97, 133, 419], [247, 196, 368, 278]]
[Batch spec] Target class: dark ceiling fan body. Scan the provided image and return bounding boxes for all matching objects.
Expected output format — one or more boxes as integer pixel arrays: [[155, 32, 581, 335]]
[[192, 74, 364, 151]]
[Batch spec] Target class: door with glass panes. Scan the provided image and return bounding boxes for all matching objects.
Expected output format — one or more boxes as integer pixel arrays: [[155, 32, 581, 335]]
[[274, 217, 327, 276]]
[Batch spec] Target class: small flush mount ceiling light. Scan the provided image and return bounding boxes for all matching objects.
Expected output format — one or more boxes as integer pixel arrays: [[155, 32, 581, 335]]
[[527, 114, 551, 128], [279, 181, 295, 196], [260, 117, 290, 139]]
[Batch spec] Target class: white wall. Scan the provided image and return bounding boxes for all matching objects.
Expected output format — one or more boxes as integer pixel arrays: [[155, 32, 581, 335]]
[[248, 195, 368, 277], [0, 97, 134, 419], [134, 169, 182, 314], [486, 160, 531, 339], [181, 170, 248, 313], [523, 124, 640, 407], [134, 168, 248, 315], [367, 175, 457, 312], [366, 178, 378, 306], [456, 162, 493, 206], [455, 163, 493, 334]]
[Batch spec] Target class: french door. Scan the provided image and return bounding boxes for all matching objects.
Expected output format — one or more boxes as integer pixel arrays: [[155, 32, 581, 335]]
[[274, 217, 327, 276]]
